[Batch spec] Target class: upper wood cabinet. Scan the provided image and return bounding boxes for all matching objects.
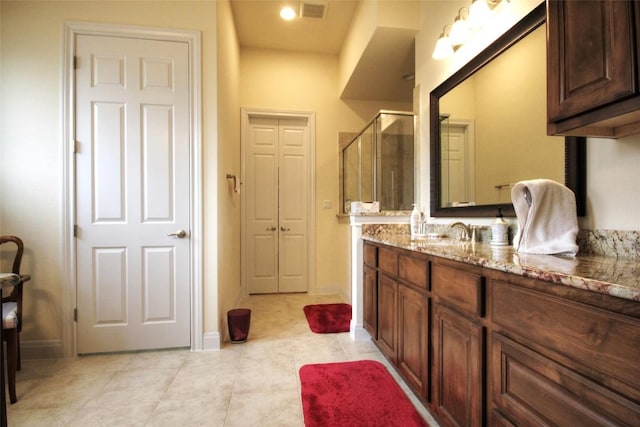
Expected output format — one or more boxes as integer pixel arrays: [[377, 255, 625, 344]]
[[547, 0, 640, 138]]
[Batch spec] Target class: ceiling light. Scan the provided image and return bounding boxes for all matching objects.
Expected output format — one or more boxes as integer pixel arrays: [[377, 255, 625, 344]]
[[280, 6, 297, 21], [432, 26, 454, 60]]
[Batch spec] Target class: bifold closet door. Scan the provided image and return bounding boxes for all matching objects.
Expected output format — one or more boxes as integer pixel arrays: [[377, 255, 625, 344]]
[[246, 117, 309, 294]]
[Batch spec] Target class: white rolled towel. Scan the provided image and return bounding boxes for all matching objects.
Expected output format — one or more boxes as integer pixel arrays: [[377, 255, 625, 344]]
[[511, 179, 579, 256]]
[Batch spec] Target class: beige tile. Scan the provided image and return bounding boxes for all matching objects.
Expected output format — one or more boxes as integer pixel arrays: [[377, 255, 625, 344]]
[[5, 407, 76, 427], [224, 389, 303, 427], [233, 358, 299, 394], [162, 363, 236, 401], [147, 398, 230, 426], [13, 371, 114, 410], [6, 293, 438, 426], [124, 349, 189, 370], [83, 385, 166, 408], [65, 402, 158, 427], [102, 367, 179, 394], [292, 333, 349, 367]]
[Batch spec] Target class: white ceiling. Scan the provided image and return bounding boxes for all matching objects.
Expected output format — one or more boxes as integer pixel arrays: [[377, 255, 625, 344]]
[[229, 0, 415, 103], [230, 0, 359, 54]]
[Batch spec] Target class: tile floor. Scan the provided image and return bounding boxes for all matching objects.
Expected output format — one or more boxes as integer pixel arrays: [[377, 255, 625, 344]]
[[6, 293, 439, 426]]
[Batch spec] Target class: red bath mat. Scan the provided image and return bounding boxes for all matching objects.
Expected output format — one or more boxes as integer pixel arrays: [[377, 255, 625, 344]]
[[299, 360, 428, 427], [303, 303, 351, 333]]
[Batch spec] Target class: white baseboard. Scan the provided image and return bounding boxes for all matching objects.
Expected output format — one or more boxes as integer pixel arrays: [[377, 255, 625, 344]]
[[202, 331, 221, 351], [349, 323, 371, 341]]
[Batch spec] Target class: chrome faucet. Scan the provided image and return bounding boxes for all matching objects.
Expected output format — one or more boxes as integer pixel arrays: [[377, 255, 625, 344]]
[[449, 222, 471, 241]]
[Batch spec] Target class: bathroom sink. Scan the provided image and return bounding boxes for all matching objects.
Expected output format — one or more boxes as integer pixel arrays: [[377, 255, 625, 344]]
[[412, 234, 463, 246]]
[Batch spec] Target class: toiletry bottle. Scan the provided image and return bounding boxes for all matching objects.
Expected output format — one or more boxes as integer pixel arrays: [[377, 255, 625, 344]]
[[410, 204, 421, 239], [491, 208, 509, 246]]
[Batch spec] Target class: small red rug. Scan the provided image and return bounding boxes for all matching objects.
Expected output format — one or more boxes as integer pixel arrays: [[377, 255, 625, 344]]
[[299, 360, 428, 427], [303, 303, 351, 333]]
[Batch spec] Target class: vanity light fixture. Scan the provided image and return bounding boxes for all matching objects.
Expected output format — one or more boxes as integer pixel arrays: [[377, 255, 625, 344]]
[[433, 0, 508, 60], [280, 6, 297, 20], [432, 25, 454, 60]]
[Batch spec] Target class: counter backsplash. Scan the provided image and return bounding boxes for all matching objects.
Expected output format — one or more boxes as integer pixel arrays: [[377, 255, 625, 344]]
[[361, 224, 640, 260]]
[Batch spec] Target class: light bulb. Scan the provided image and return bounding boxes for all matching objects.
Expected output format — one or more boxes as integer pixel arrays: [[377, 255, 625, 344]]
[[468, 0, 491, 29], [449, 15, 470, 46], [432, 34, 454, 60]]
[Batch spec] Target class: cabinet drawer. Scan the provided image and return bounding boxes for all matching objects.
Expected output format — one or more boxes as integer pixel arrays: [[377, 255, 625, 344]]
[[491, 333, 640, 426], [491, 279, 640, 393], [363, 242, 377, 267], [432, 263, 484, 317], [378, 246, 398, 276], [399, 253, 429, 291]]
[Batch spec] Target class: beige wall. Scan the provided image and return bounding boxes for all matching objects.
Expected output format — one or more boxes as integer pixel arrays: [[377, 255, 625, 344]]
[[417, 0, 640, 230], [240, 47, 411, 298], [0, 0, 220, 355], [215, 1, 242, 344]]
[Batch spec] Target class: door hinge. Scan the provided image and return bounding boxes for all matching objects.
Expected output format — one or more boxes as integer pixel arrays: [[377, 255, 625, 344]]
[[73, 225, 78, 238], [73, 141, 80, 154], [74, 308, 78, 322], [74, 56, 79, 69]]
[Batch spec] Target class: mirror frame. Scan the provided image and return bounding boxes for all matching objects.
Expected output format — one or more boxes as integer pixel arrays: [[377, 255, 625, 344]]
[[429, 2, 586, 218]]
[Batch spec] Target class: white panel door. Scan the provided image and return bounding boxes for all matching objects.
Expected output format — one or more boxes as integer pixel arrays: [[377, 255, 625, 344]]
[[278, 120, 309, 292], [246, 118, 279, 294], [75, 35, 191, 353], [245, 117, 309, 294], [444, 123, 475, 205]]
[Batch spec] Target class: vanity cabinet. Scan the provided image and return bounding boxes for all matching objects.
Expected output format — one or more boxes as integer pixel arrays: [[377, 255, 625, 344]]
[[363, 242, 430, 400], [432, 262, 485, 427], [363, 265, 377, 338], [489, 274, 640, 426], [377, 246, 399, 362], [397, 252, 430, 399], [377, 272, 399, 363], [363, 242, 378, 338], [363, 240, 640, 427], [547, 0, 640, 138]]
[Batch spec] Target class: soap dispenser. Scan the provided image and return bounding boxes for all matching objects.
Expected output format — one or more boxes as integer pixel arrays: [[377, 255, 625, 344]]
[[491, 208, 509, 246], [410, 204, 421, 239]]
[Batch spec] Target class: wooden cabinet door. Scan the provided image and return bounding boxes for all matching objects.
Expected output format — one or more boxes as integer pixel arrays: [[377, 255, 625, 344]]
[[398, 284, 429, 400], [363, 265, 377, 338], [377, 273, 398, 362], [433, 303, 484, 427], [547, 0, 636, 122], [491, 333, 639, 426]]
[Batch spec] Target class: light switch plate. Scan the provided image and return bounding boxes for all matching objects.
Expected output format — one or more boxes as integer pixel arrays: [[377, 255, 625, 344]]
[[322, 200, 332, 209]]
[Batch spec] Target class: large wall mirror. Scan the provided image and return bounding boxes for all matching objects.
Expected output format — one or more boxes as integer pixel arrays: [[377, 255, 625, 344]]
[[430, 3, 585, 218]]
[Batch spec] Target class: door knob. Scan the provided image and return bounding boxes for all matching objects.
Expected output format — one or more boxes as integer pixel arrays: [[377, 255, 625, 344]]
[[280, 226, 291, 231], [266, 226, 277, 231], [167, 229, 188, 238]]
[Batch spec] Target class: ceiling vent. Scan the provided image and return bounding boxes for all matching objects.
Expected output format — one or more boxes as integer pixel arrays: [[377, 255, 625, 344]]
[[300, 1, 328, 19]]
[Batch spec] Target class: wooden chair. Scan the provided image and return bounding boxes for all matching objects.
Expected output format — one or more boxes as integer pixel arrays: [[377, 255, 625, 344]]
[[1, 235, 30, 404]]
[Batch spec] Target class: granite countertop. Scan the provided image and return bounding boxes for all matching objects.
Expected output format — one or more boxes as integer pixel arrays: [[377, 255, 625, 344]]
[[363, 234, 640, 302]]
